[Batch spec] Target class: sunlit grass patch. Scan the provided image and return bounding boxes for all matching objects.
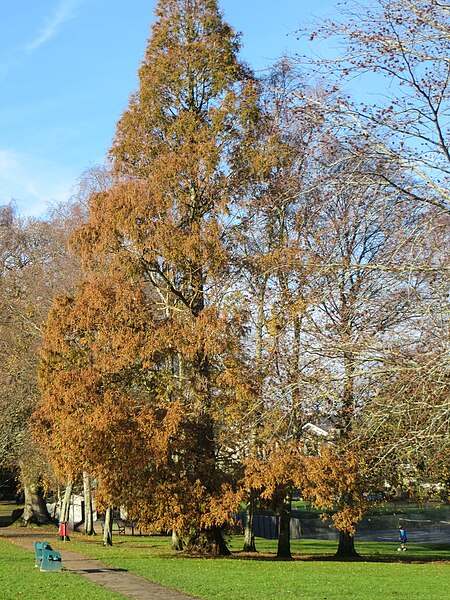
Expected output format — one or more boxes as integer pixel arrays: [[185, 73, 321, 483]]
[[0, 537, 125, 600], [55, 533, 450, 600]]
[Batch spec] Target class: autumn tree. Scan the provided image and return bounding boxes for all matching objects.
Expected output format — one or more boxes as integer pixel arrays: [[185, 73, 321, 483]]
[[38, 0, 261, 555], [295, 0, 450, 541], [232, 53, 411, 556], [304, 443, 383, 549], [303, 0, 450, 213], [36, 272, 162, 544], [227, 59, 321, 558], [239, 118, 425, 556], [360, 210, 450, 500], [0, 203, 82, 523], [300, 143, 429, 555]]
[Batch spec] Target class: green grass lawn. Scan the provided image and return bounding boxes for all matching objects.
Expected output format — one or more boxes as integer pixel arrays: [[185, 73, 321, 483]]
[[0, 537, 126, 600], [3, 502, 449, 600], [50, 534, 450, 600]]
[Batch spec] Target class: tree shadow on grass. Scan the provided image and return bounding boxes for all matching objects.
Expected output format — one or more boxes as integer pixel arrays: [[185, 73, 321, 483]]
[[0, 508, 23, 527], [77, 567, 128, 573], [233, 551, 450, 564], [161, 549, 450, 564]]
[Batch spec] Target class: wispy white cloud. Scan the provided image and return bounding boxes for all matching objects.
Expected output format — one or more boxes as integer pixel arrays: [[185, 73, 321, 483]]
[[0, 149, 77, 217], [0, 1, 87, 81], [26, 0, 86, 52]]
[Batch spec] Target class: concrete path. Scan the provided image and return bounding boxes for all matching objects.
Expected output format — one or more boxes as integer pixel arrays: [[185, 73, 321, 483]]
[[0, 527, 199, 600]]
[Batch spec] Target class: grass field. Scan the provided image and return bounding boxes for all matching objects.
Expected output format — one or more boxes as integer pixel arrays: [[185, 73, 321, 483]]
[[47, 534, 450, 600], [1, 495, 450, 600], [0, 537, 126, 600]]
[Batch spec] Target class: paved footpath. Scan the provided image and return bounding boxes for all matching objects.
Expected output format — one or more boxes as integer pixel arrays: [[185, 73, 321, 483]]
[[0, 527, 199, 600]]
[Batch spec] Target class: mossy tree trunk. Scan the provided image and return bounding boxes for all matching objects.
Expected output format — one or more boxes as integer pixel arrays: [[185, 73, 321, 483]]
[[22, 479, 50, 525], [187, 526, 231, 556]]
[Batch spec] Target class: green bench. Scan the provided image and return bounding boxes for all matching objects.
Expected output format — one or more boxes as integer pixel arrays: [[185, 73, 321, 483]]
[[34, 541, 62, 572]]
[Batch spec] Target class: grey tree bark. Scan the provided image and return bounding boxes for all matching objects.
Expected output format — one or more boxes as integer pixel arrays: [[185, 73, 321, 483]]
[[83, 472, 94, 535], [60, 479, 73, 523], [243, 489, 257, 552], [21, 479, 50, 525], [171, 530, 185, 551], [103, 506, 113, 546]]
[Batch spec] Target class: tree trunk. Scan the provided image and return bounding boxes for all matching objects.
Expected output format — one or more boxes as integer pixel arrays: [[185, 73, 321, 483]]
[[60, 480, 73, 523], [22, 479, 50, 525], [171, 530, 184, 551], [103, 506, 113, 546], [243, 489, 257, 552], [276, 495, 292, 559], [187, 526, 231, 556], [336, 529, 359, 558], [341, 350, 356, 437], [190, 348, 231, 557], [209, 526, 231, 556], [83, 472, 94, 535], [242, 285, 266, 555]]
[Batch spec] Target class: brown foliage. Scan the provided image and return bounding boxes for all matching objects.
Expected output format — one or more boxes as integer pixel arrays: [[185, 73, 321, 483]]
[[35, 0, 261, 552], [304, 444, 381, 536]]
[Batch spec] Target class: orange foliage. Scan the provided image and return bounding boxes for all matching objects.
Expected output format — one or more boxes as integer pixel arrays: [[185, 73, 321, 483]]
[[244, 440, 306, 503], [304, 444, 379, 536]]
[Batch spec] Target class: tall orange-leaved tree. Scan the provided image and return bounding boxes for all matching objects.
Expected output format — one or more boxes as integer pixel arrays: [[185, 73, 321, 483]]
[[64, 0, 260, 554]]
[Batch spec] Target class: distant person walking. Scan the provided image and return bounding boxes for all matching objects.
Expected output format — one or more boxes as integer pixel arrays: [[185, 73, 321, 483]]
[[397, 524, 407, 551]]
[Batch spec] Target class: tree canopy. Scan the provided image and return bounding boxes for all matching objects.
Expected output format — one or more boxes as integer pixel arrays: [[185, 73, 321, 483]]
[[22, 0, 450, 558]]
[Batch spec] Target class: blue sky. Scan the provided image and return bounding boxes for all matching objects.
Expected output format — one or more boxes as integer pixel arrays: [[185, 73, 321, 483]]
[[0, 0, 336, 217]]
